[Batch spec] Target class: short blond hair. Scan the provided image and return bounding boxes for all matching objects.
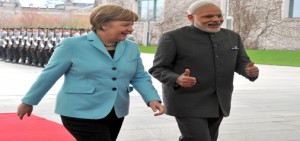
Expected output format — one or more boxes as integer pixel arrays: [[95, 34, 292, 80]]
[[90, 5, 138, 31]]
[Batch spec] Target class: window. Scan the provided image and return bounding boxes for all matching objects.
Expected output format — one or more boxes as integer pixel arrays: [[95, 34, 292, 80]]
[[137, 0, 164, 21], [289, 0, 300, 18]]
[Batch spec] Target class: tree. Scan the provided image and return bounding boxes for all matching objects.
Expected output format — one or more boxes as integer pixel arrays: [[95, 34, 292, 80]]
[[229, 0, 283, 49], [142, 0, 192, 45]]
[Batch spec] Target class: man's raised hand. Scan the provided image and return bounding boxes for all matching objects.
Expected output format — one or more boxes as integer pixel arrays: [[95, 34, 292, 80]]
[[176, 69, 197, 88]]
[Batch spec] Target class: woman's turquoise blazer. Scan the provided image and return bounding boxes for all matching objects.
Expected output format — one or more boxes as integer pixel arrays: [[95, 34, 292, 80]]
[[22, 32, 161, 119]]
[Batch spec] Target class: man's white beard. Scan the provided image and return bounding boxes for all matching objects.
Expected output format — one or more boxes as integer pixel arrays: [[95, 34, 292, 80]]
[[194, 23, 221, 33]]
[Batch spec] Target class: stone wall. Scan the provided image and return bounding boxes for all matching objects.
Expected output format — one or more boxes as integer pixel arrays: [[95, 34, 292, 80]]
[[228, 0, 300, 50]]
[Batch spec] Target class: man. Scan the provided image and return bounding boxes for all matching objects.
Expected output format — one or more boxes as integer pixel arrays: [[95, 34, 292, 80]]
[[6, 28, 14, 62], [12, 27, 22, 63], [36, 27, 46, 67], [19, 27, 29, 64], [52, 27, 62, 53], [71, 27, 80, 37], [149, 1, 259, 141], [0, 28, 7, 61], [29, 27, 39, 66], [62, 27, 71, 39], [79, 28, 87, 35], [44, 27, 55, 65]]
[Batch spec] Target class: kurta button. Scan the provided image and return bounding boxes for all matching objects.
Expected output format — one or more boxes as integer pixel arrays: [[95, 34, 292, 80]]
[[216, 55, 219, 58], [112, 67, 117, 70], [112, 77, 117, 81], [112, 88, 117, 91]]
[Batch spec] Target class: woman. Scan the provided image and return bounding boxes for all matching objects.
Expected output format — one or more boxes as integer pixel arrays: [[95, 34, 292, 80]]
[[17, 5, 164, 141]]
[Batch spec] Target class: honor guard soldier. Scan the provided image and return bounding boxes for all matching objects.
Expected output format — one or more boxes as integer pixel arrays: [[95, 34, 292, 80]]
[[22, 27, 33, 65], [0, 28, 8, 61], [19, 27, 27, 64], [62, 27, 71, 40], [87, 28, 92, 34], [44, 27, 55, 65], [49, 27, 58, 54], [36, 27, 46, 67], [53, 27, 62, 52], [12, 27, 22, 63], [6, 28, 14, 62], [0, 28, 3, 60], [29, 27, 39, 66], [71, 28, 80, 37], [79, 28, 87, 35]]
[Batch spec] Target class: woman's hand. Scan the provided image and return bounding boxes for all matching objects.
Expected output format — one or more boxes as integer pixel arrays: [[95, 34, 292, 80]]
[[149, 101, 164, 116], [17, 102, 33, 120]]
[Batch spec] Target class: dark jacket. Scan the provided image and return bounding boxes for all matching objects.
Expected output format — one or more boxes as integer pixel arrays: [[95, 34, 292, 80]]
[[149, 25, 257, 117]]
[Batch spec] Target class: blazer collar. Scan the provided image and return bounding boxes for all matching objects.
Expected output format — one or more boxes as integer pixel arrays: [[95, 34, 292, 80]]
[[86, 31, 126, 62]]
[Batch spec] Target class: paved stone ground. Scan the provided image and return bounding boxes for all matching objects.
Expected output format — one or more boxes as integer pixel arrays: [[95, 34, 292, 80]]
[[1, 53, 300, 141]]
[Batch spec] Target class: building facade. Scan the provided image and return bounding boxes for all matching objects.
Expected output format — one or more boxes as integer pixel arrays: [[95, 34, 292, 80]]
[[129, 0, 300, 50], [1, 0, 299, 50], [133, 0, 300, 50]]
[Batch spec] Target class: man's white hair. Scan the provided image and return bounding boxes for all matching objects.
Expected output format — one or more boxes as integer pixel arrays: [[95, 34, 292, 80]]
[[187, 0, 218, 15]]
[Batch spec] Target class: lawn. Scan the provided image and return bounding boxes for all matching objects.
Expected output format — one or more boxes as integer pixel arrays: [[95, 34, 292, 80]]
[[138, 46, 300, 67], [138, 46, 157, 54], [246, 50, 300, 67]]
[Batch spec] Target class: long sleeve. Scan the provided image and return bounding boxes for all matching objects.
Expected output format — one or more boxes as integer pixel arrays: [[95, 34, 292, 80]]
[[130, 45, 161, 104], [22, 39, 73, 105], [148, 33, 180, 88]]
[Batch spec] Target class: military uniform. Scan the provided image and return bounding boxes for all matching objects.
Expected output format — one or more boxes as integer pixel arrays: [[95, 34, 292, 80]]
[[19, 27, 28, 64], [44, 28, 55, 65], [0, 28, 8, 61], [1, 26, 88, 66], [79, 28, 88, 36], [36, 28, 46, 67], [53, 27, 62, 53], [29, 27, 39, 66], [62, 27, 71, 40], [12, 28, 22, 63], [71, 28, 80, 37], [6, 28, 14, 62]]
